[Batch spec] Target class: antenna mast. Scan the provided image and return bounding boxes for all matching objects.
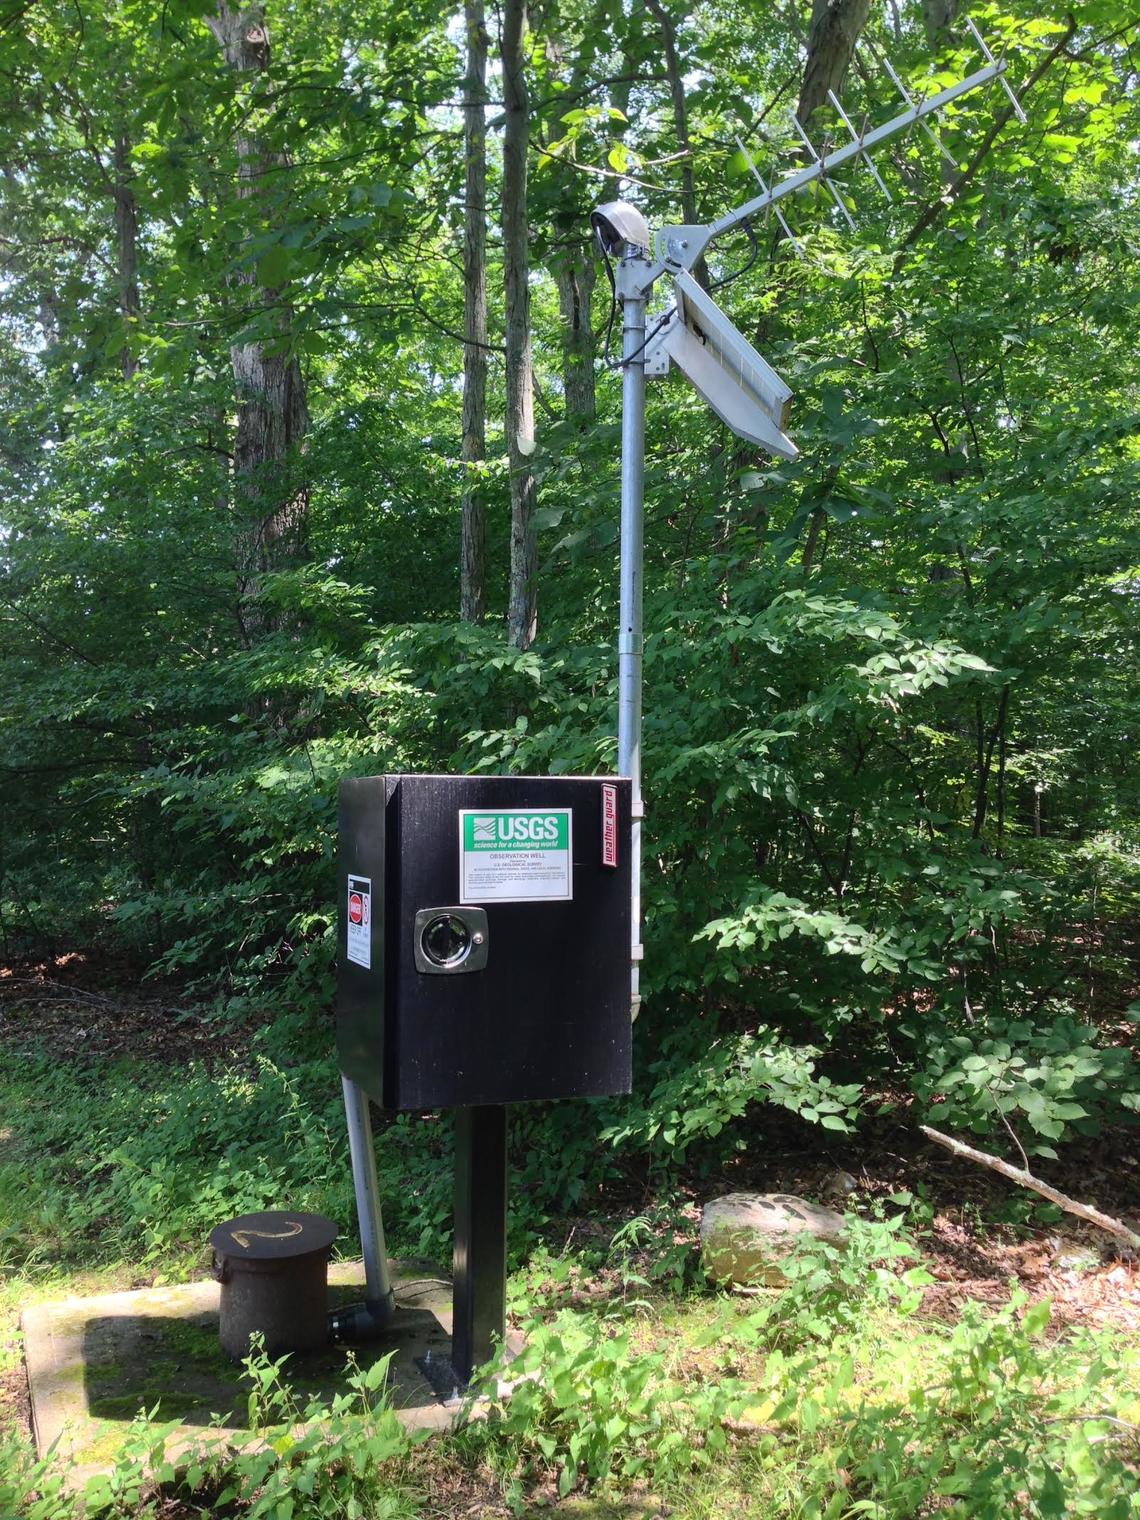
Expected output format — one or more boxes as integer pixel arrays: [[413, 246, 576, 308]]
[[598, 30, 1024, 1022]]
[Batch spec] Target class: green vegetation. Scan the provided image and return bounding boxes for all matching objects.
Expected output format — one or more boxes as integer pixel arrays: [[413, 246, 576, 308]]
[[2, 0, 1139, 1512], [3, 1041, 1140, 1517], [2, 0, 1138, 1165], [5, 1179, 1140, 1517]]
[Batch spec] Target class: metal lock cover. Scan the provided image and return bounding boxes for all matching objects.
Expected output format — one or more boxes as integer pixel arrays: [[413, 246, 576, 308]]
[[413, 906, 489, 975]]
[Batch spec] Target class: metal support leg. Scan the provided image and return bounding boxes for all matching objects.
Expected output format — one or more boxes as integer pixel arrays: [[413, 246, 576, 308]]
[[451, 1104, 507, 1384], [331, 1074, 394, 1339]]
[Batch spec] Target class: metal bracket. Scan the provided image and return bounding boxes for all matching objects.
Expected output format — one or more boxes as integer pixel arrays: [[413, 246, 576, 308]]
[[655, 223, 712, 270], [643, 319, 673, 378], [415, 1349, 465, 1405], [615, 251, 658, 303]]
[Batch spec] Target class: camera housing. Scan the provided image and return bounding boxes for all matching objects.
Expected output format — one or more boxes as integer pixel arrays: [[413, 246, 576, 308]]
[[590, 200, 651, 256]]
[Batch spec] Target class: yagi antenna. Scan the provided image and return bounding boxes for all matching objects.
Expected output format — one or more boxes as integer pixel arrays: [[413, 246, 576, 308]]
[[965, 16, 1027, 123], [654, 25, 1025, 273], [791, 113, 857, 230], [827, 90, 892, 204], [593, 23, 1025, 1028], [879, 52, 959, 168], [733, 135, 804, 257]]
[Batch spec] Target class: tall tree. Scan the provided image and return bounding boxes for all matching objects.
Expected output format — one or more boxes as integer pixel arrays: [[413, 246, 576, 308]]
[[111, 131, 140, 380], [540, 0, 613, 425], [797, 0, 872, 128], [460, 0, 488, 623], [644, 0, 697, 227], [501, 0, 537, 651], [552, 245, 597, 423], [206, 2, 309, 637]]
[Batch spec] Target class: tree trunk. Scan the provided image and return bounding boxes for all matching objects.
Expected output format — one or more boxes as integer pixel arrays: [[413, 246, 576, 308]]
[[921, 0, 960, 50], [797, 0, 872, 130], [643, 0, 696, 226], [460, 0, 488, 624], [553, 249, 596, 424], [972, 685, 1010, 840], [111, 133, 140, 380], [541, 0, 606, 423], [610, 2, 642, 140], [643, 0, 707, 286], [206, 2, 308, 637], [500, 0, 537, 651]]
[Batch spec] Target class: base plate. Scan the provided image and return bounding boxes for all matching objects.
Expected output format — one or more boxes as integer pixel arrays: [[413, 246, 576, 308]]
[[20, 1261, 457, 1487]]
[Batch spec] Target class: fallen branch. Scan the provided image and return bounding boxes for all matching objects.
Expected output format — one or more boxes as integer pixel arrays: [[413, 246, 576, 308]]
[[0, 977, 112, 1006], [920, 1125, 1140, 1253]]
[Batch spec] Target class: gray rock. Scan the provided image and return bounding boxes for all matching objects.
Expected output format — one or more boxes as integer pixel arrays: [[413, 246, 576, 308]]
[[700, 1192, 848, 1287]]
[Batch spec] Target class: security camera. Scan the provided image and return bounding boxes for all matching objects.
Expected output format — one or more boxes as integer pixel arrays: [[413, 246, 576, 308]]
[[590, 200, 651, 257]]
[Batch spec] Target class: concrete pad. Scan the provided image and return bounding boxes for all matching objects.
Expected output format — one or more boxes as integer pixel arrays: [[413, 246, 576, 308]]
[[20, 1260, 472, 1487]]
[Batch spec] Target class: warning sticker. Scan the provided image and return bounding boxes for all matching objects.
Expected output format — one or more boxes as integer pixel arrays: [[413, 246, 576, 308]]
[[459, 809, 573, 903], [346, 874, 371, 969]]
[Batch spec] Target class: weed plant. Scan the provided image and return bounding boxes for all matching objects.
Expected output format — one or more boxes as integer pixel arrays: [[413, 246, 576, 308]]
[[4, 1212, 1140, 1518], [1, 1340, 422, 1520], [458, 1221, 1140, 1518], [0, 1027, 457, 1276], [4, 1021, 1140, 1519]]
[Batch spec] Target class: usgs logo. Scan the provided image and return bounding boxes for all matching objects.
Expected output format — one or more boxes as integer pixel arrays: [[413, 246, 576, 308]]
[[472, 814, 561, 844]]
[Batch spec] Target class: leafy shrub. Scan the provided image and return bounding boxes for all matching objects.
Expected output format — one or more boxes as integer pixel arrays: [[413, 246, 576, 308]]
[[476, 1316, 734, 1503], [608, 1205, 704, 1297], [749, 1212, 932, 1349], [89, 1053, 352, 1262], [600, 1024, 862, 1169], [693, 1212, 933, 1360], [73, 1343, 422, 1520], [913, 1008, 1140, 1157], [0, 1433, 76, 1520], [782, 1297, 1140, 1520]]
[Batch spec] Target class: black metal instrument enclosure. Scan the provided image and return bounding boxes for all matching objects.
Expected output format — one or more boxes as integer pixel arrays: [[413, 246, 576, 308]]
[[336, 774, 632, 1110]]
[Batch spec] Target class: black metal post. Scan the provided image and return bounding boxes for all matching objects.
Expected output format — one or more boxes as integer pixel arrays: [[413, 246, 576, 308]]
[[451, 1103, 507, 1384]]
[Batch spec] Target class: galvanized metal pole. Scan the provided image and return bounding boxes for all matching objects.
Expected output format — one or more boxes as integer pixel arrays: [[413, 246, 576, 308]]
[[341, 1075, 395, 1318], [616, 250, 648, 1018]]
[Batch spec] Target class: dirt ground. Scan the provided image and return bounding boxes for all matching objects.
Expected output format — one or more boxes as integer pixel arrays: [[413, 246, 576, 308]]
[[0, 952, 265, 1070]]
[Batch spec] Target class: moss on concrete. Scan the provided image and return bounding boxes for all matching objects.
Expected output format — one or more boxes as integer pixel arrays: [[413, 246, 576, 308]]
[[25, 1264, 456, 1483]]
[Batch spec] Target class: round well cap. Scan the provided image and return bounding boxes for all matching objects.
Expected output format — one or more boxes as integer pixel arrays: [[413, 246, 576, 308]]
[[209, 1210, 337, 1260]]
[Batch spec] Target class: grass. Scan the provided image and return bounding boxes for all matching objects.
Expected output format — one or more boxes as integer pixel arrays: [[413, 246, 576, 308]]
[[3, 1010, 1140, 1518]]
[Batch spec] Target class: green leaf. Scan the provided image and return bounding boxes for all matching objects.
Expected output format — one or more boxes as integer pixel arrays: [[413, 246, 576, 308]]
[[1022, 1300, 1051, 1336], [256, 245, 291, 288]]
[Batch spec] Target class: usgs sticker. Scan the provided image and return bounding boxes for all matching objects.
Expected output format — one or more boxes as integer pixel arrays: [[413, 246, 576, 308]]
[[459, 808, 573, 903]]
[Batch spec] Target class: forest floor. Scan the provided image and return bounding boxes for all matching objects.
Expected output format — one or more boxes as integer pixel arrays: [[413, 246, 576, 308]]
[[3, 952, 1140, 1517]]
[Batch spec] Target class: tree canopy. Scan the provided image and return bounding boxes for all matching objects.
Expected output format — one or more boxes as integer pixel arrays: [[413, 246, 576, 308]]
[[2, 0, 1139, 1163]]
